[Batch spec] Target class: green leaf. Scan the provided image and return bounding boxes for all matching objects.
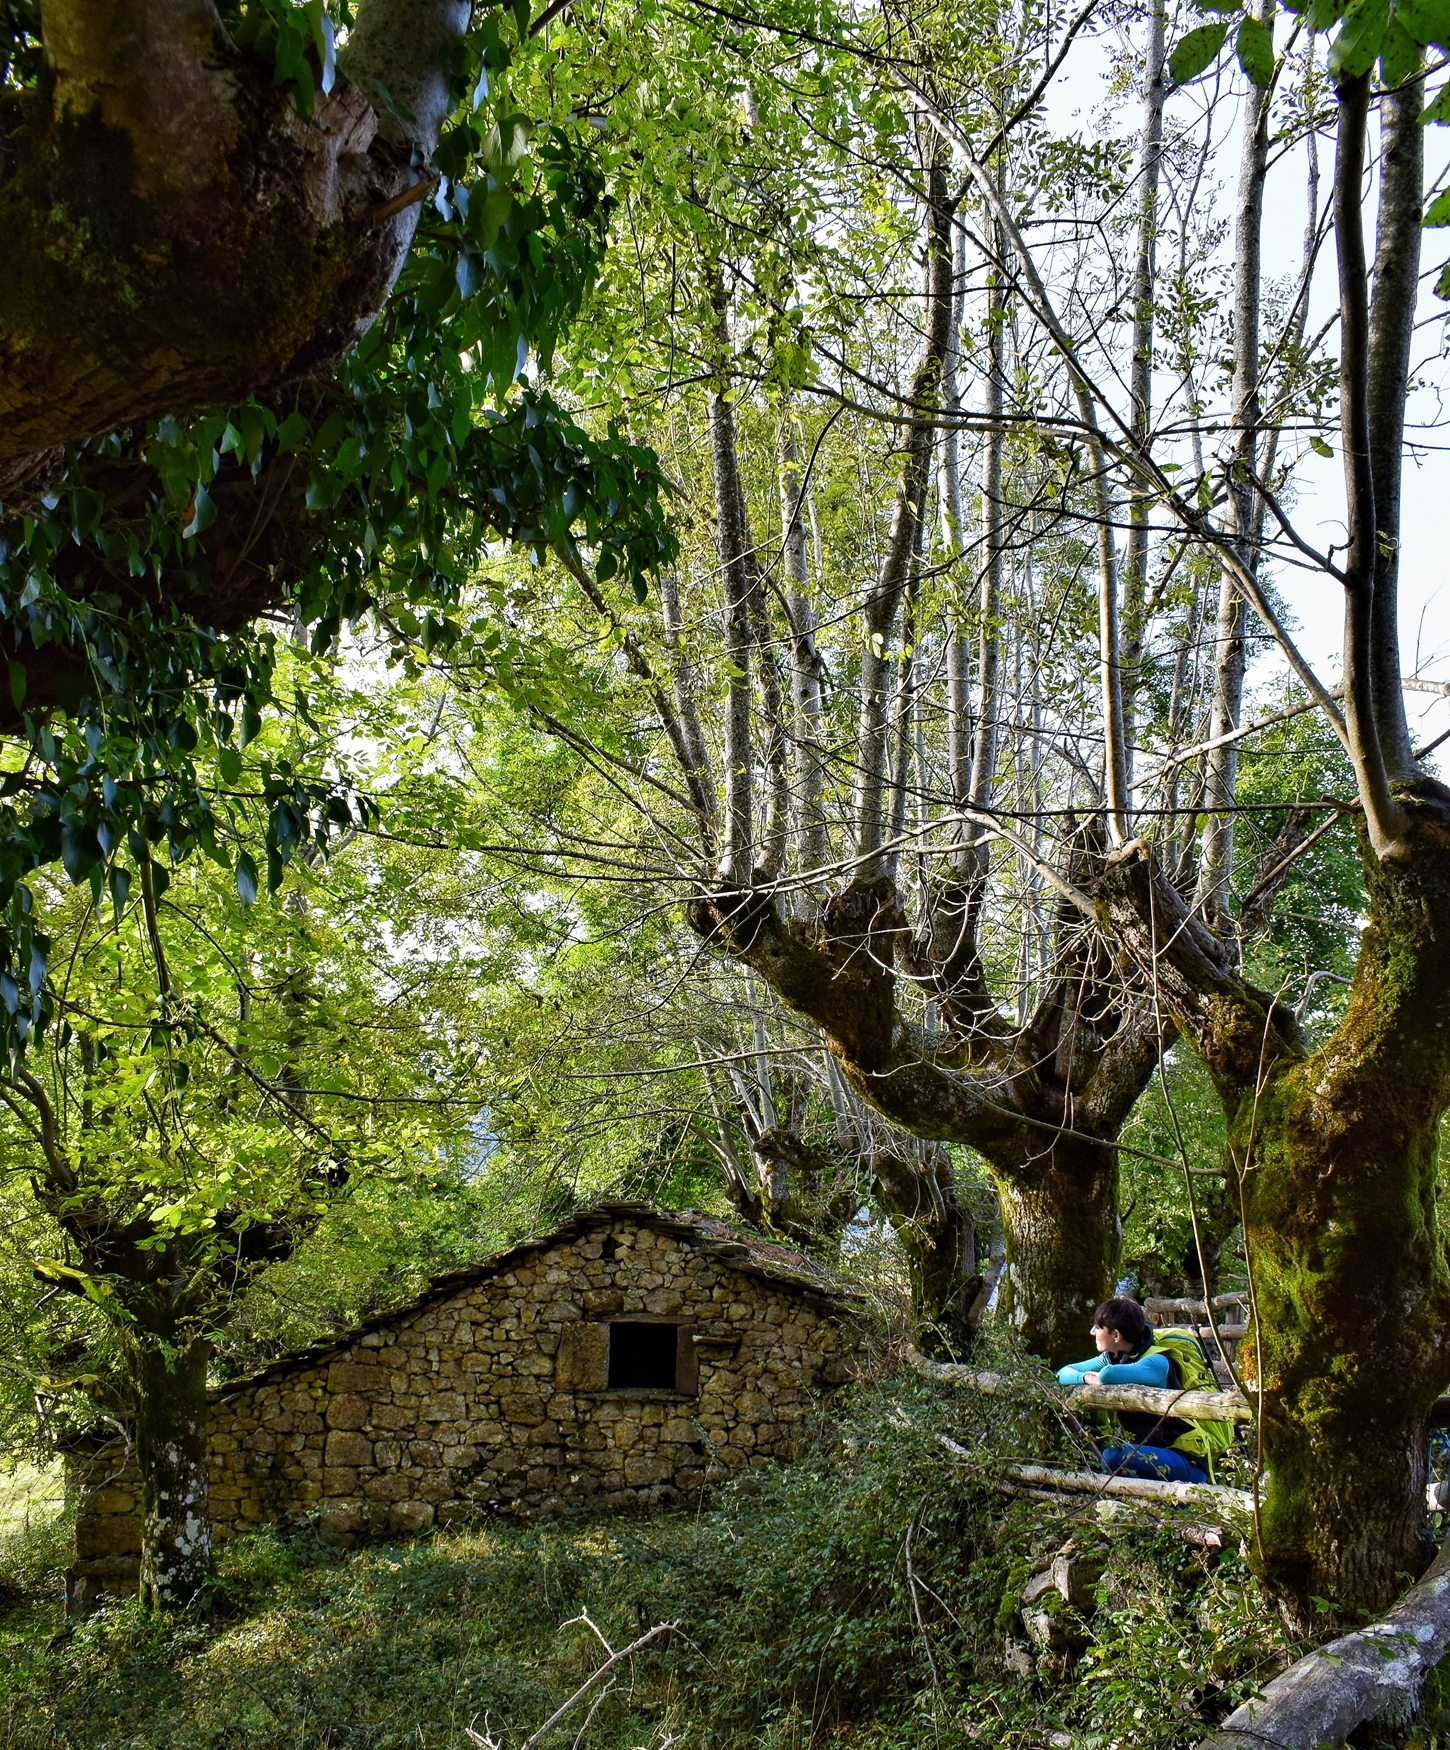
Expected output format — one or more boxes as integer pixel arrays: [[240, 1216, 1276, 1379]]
[[1328, 0, 1389, 75], [1307, 0, 1347, 28], [307, 0, 336, 93], [235, 851, 259, 910], [1170, 21, 1231, 83], [1395, 0, 1450, 47], [1236, 14, 1276, 84], [218, 746, 243, 785], [276, 410, 309, 453], [371, 78, 418, 130], [60, 821, 101, 884], [1435, 258, 1450, 297], [1424, 83, 1450, 122], [1379, 15, 1423, 78], [7, 660, 25, 712], [1424, 188, 1450, 225], [183, 482, 216, 538], [1310, 434, 1336, 456]]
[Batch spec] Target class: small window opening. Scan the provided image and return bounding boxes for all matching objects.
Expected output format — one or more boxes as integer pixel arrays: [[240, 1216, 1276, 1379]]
[[608, 1322, 677, 1390]]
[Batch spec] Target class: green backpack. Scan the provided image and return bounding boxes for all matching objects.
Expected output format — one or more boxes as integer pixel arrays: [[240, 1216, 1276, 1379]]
[[1145, 1327, 1236, 1472]]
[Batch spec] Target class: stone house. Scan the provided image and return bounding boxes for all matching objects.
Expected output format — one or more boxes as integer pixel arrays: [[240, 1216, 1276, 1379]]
[[67, 1202, 861, 1610]]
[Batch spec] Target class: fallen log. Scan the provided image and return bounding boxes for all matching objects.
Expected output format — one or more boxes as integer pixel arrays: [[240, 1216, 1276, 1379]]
[[1005, 1461, 1255, 1514], [1199, 1539, 1450, 1749], [908, 1347, 1254, 1424]]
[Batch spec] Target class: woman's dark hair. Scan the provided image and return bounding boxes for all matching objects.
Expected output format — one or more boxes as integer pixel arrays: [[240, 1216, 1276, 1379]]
[[1092, 1296, 1150, 1349]]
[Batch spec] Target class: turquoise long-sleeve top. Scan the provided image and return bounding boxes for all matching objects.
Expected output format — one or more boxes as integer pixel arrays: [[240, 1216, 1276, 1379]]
[[1055, 1350, 1173, 1389]]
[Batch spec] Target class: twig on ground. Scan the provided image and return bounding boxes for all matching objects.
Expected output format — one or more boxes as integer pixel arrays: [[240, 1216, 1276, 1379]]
[[465, 1617, 678, 1750]]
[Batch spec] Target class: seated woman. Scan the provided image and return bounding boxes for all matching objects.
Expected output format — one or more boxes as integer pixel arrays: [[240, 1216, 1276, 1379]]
[[1056, 1296, 1209, 1485]]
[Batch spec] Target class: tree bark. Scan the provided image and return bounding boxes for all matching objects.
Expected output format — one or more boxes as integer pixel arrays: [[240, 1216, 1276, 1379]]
[[1333, 73, 1409, 857], [779, 424, 827, 878], [852, 152, 953, 877], [871, 1139, 979, 1352], [708, 270, 755, 887], [1097, 825, 1450, 1617], [1365, 77, 1425, 785], [1195, 13, 1271, 929], [690, 859, 1161, 1364], [1, 0, 462, 472], [124, 1330, 213, 1609], [994, 1139, 1118, 1363], [1201, 1538, 1450, 1750], [1121, 0, 1166, 796]]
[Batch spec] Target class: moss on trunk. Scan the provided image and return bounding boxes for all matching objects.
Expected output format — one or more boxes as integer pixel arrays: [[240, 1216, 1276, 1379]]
[[688, 873, 1158, 1363], [0, 23, 423, 477], [1097, 806, 1450, 1616], [1233, 810, 1450, 1616], [995, 1142, 1119, 1369], [125, 1333, 213, 1609], [871, 1141, 979, 1354]]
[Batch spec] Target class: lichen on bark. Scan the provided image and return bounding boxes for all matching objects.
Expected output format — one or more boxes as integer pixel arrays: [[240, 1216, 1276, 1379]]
[[126, 1331, 214, 1608]]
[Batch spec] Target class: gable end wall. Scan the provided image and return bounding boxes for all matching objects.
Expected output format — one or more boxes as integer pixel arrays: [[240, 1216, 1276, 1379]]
[[73, 1215, 858, 1573]]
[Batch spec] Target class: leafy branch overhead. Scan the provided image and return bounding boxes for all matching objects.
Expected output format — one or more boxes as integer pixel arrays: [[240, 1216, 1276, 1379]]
[[0, 0, 679, 1071], [1169, 0, 1450, 88]]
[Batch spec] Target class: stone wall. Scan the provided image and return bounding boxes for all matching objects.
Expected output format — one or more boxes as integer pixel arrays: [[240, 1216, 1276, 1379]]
[[68, 1207, 859, 1607]]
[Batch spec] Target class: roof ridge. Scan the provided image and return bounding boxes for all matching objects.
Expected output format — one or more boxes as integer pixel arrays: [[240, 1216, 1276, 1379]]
[[206, 1202, 858, 1402]]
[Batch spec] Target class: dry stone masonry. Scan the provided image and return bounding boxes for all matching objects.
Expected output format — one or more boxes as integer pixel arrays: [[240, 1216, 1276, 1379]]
[[67, 1203, 860, 1610]]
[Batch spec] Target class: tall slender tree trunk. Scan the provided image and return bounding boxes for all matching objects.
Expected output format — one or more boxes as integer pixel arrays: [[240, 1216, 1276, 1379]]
[[853, 153, 953, 877], [966, 214, 1004, 879], [1196, 1, 1271, 929], [708, 268, 755, 888], [780, 423, 827, 877], [1366, 78, 1424, 784], [125, 1332, 213, 1609], [1121, 0, 1166, 796], [941, 222, 973, 821]]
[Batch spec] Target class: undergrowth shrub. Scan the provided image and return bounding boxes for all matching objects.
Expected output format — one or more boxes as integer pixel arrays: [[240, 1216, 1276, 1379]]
[[0, 1347, 1372, 1750]]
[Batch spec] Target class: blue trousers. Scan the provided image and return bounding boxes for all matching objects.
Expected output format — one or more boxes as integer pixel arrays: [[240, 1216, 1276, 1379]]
[[1101, 1444, 1207, 1485]]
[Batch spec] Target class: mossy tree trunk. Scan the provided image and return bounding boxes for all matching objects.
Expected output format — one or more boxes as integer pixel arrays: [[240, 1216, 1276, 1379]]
[[870, 1139, 980, 1354], [994, 1140, 1119, 1366], [1098, 819, 1450, 1617], [125, 1332, 214, 1609]]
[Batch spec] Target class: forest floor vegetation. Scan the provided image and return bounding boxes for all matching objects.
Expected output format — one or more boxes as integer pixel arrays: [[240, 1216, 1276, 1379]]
[[2, 1357, 1447, 1750]]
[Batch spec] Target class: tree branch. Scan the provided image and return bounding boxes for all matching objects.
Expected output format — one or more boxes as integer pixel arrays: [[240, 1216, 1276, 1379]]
[[337, 0, 472, 154], [1334, 72, 1410, 856]]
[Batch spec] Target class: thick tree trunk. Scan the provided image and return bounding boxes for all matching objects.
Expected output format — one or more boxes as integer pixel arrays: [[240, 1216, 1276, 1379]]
[[1236, 825, 1450, 1619], [1, 0, 465, 472], [124, 1331, 213, 1608], [1098, 821, 1450, 1617], [995, 1141, 1118, 1366], [871, 1140, 979, 1353]]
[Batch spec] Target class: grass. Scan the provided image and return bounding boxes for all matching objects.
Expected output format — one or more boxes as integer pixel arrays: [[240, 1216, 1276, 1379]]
[[0, 1358, 1443, 1749]]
